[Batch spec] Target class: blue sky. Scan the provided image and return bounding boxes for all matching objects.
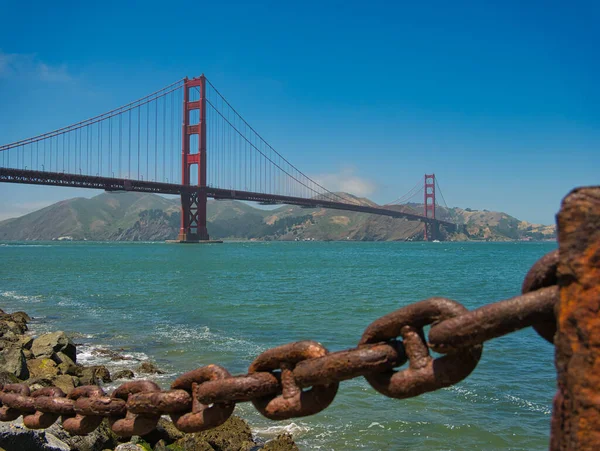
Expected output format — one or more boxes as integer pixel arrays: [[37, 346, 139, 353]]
[[0, 0, 598, 224]]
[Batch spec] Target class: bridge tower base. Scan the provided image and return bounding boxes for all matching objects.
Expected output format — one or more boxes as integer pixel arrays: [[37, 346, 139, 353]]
[[173, 75, 219, 243]]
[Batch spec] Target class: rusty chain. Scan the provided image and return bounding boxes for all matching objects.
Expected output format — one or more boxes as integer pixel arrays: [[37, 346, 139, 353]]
[[0, 249, 559, 437]]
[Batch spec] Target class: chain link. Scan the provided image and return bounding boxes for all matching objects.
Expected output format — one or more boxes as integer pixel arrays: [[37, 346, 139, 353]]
[[0, 250, 558, 437]]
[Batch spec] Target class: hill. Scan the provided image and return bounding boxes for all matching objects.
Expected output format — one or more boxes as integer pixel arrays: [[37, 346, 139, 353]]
[[0, 192, 556, 242]]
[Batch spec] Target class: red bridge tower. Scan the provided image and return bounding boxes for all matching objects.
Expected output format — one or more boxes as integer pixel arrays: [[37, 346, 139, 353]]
[[423, 173, 437, 241], [177, 76, 209, 242]]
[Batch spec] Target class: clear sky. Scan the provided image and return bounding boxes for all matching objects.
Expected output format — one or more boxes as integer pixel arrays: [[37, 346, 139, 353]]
[[0, 0, 598, 224]]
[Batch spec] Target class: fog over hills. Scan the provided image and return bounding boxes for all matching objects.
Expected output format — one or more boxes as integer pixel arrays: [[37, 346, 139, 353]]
[[0, 192, 555, 242]]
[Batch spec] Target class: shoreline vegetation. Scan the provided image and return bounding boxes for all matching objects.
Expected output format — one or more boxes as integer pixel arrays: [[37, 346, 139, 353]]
[[0, 307, 298, 451], [0, 192, 556, 243]]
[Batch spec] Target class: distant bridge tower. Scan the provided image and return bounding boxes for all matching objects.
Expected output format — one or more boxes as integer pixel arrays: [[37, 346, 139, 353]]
[[423, 173, 437, 241], [177, 76, 209, 242]]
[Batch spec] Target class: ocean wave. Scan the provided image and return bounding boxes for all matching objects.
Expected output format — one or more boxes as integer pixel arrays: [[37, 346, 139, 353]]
[[1, 291, 44, 303], [446, 384, 550, 414], [0, 244, 55, 247], [152, 323, 265, 358], [504, 394, 551, 415]]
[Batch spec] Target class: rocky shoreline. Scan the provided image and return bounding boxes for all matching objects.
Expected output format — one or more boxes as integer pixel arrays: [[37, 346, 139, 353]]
[[0, 308, 298, 451]]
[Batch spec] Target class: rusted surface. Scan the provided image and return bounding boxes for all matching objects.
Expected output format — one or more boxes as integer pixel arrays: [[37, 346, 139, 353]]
[[552, 187, 600, 450], [62, 386, 104, 435], [360, 299, 482, 398], [522, 249, 559, 342], [109, 381, 161, 437], [0, 383, 30, 421], [293, 341, 407, 387], [196, 372, 280, 404], [249, 341, 339, 420], [428, 286, 557, 352], [128, 389, 192, 414], [170, 365, 235, 433], [23, 387, 65, 429]]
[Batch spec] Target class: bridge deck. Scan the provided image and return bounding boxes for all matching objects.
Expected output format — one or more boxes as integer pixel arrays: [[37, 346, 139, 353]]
[[0, 168, 455, 229]]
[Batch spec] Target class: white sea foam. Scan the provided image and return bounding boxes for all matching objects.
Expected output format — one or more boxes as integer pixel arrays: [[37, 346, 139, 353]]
[[253, 422, 312, 438], [153, 323, 265, 358], [504, 394, 551, 415], [446, 384, 550, 414], [1, 291, 44, 304]]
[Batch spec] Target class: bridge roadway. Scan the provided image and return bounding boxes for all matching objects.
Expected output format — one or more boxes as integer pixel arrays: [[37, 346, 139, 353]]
[[0, 168, 456, 230]]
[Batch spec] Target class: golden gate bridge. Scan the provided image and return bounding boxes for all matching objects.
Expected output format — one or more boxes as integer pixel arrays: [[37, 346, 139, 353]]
[[0, 75, 455, 241]]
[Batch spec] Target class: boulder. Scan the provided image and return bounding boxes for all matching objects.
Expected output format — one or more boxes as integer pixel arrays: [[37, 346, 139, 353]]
[[172, 416, 255, 451], [92, 348, 132, 361], [0, 343, 29, 379], [0, 370, 20, 385], [114, 444, 146, 451], [50, 375, 79, 395], [0, 312, 30, 332], [171, 435, 214, 451], [0, 321, 23, 340], [23, 349, 34, 360], [31, 332, 76, 363], [139, 417, 184, 445], [78, 366, 111, 385], [263, 434, 299, 451], [9, 311, 31, 323], [130, 437, 153, 450], [46, 418, 119, 451], [152, 440, 169, 451], [136, 362, 164, 375], [54, 352, 79, 376], [27, 358, 60, 379], [57, 362, 79, 376], [17, 335, 34, 350], [25, 377, 54, 391], [53, 351, 75, 366], [0, 418, 69, 450], [113, 369, 135, 380]]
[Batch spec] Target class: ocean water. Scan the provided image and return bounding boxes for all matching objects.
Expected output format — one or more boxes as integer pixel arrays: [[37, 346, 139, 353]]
[[0, 241, 557, 450]]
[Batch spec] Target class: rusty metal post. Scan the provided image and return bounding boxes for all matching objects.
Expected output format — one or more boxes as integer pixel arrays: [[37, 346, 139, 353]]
[[552, 187, 600, 450]]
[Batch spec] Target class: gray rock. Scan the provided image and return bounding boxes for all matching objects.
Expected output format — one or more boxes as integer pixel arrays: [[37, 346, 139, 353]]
[[263, 433, 299, 451], [27, 358, 60, 379], [0, 419, 70, 450], [139, 417, 184, 445], [152, 440, 169, 451], [31, 331, 76, 363], [0, 317, 27, 335], [9, 311, 31, 323], [0, 323, 19, 341], [0, 371, 20, 385], [53, 351, 75, 366], [114, 444, 145, 451], [49, 374, 79, 395], [17, 335, 34, 350], [46, 418, 119, 451], [136, 362, 164, 375], [172, 416, 254, 451], [78, 365, 111, 385], [0, 343, 29, 379], [25, 377, 54, 391], [113, 369, 135, 380]]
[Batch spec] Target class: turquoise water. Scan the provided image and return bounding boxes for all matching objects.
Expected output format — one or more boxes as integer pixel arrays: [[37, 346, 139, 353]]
[[0, 241, 557, 450]]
